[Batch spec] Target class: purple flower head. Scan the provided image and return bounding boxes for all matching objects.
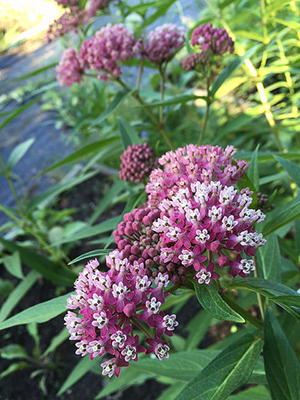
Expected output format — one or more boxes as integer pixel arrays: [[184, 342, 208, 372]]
[[142, 24, 186, 65], [56, 48, 84, 87], [79, 24, 140, 81], [65, 251, 179, 377], [119, 143, 158, 183], [191, 23, 234, 56]]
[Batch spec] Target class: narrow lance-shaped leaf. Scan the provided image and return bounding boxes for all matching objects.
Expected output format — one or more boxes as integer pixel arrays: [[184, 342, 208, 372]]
[[2, 251, 24, 279], [175, 333, 263, 400], [247, 145, 260, 191], [193, 280, 245, 323], [258, 233, 281, 282], [274, 156, 300, 188], [68, 249, 113, 265], [262, 199, 300, 236], [211, 45, 259, 96], [91, 89, 132, 127], [118, 117, 141, 149], [6, 138, 35, 171], [263, 308, 300, 400], [0, 292, 74, 331], [39, 137, 119, 175]]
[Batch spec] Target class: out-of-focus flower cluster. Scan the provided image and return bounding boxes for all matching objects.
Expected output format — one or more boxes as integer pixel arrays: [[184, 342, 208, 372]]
[[47, 0, 114, 42], [79, 24, 140, 81], [56, 48, 84, 87], [56, 22, 187, 86], [142, 24, 186, 65], [66, 143, 266, 377], [65, 255, 178, 378], [182, 23, 234, 72], [119, 143, 157, 183]]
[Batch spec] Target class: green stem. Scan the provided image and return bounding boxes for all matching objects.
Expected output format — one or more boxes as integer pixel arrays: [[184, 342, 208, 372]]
[[197, 83, 211, 146], [253, 256, 265, 319], [116, 77, 175, 151], [165, 283, 182, 294], [136, 58, 144, 94], [132, 318, 152, 338], [223, 294, 263, 330], [159, 66, 165, 126]]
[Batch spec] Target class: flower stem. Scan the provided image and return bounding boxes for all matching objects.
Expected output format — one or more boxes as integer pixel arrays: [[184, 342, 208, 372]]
[[116, 77, 175, 151], [132, 318, 151, 338], [136, 58, 144, 94], [159, 65, 165, 126], [197, 80, 211, 146]]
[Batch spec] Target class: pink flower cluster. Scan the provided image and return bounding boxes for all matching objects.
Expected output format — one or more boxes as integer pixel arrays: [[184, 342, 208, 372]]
[[65, 255, 178, 378], [142, 24, 186, 65], [191, 23, 234, 55], [56, 48, 84, 87], [47, 0, 113, 41], [119, 143, 157, 183], [181, 51, 210, 71], [79, 24, 140, 81]]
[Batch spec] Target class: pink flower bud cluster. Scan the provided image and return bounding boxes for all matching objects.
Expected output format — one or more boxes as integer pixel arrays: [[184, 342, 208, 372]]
[[56, 48, 84, 87], [119, 143, 157, 183], [79, 24, 140, 81], [47, 0, 113, 41], [191, 23, 234, 55], [65, 255, 178, 377], [181, 51, 210, 71], [142, 24, 186, 65], [47, 8, 88, 42], [146, 144, 248, 207]]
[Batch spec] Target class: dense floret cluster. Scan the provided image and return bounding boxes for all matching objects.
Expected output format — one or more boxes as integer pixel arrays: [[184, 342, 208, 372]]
[[56, 48, 84, 87], [65, 256, 178, 377], [66, 144, 266, 377], [79, 24, 140, 81], [142, 24, 186, 65], [119, 143, 157, 183], [181, 51, 210, 71], [191, 23, 234, 55]]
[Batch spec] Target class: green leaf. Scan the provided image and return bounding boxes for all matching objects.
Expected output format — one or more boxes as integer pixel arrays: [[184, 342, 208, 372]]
[[211, 45, 259, 96], [4, 62, 58, 83], [41, 328, 70, 358], [6, 138, 35, 171], [258, 233, 281, 282], [131, 350, 220, 382], [262, 199, 300, 236], [0, 362, 29, 379], [0, 97, 40, 132], [0, 344, 29, 360], [175, 334, 263, 400], [138, 94, 206, 108], [118, 117, 141, 150], [55, 216, 120, 245], [228, 385, 271, 399], [95, 367, 153, 399], [0, 270, 40, 323], [27, 169, 100, 212], [264, 309, 300, 400], [0, 238, 77, 287], [157, 383, 187, 400], [68, 249, 113, 265], [91, 89, 132, 127], [57, 356, 100, 396], [185, 310, 217, 350], [247, 145, 259, 191], [274, 156, 300, 188], [40, 137, 119, 175], [89, 180, 126, 225], [234, 151, 300, 163], [0, 292, 73, 331], [193, 280, 245, 323], [2, 251, 24, 279], [228, 278, 300, 319]]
